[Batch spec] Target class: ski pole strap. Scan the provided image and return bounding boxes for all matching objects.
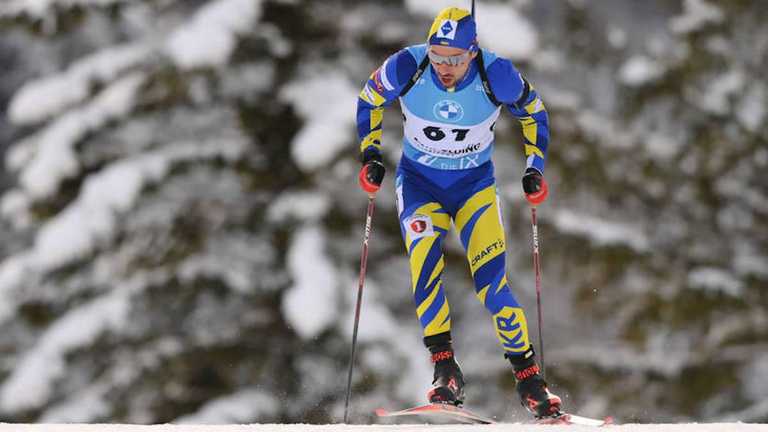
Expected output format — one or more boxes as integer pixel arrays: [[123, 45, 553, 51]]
[[514, 364, 540, 381]]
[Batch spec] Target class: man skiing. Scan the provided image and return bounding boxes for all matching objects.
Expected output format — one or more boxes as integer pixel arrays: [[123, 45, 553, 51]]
[[356, 7, 561, 418]]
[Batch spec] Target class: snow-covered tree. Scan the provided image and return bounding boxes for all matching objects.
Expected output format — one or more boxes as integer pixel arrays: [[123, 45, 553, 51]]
[[0, 0, 765, 424]]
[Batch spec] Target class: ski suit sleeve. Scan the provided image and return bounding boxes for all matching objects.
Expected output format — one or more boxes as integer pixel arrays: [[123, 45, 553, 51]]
[[356, 49, 418, 162], [486, 58, 550, 174]]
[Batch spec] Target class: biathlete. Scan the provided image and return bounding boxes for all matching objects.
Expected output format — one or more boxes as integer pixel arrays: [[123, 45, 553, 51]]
[[355, 7, 561, 418]]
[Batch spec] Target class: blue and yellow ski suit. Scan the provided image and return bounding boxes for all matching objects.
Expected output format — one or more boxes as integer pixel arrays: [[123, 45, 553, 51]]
[[356, 44, 550, 357]]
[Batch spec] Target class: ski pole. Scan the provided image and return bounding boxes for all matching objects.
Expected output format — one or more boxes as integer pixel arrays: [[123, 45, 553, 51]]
[[343, 196, 376, 424], [530, 206, 546, 378], [471, 0, 475, 16]]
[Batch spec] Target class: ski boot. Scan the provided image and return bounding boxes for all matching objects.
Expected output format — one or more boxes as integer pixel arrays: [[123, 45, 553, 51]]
[[507, 349, 562, 418], [425, 334, 465, 406]]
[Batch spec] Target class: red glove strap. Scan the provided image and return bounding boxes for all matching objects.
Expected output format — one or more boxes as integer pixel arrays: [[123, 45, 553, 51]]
[[525, 177, 548, 205], [514, 364, 540, 381], [430, 350, 454, 363], [359, 166, 380, 194]]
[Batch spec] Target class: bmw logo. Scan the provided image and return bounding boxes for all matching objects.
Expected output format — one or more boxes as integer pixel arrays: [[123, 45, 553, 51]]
[[433, 100, 464, 122]]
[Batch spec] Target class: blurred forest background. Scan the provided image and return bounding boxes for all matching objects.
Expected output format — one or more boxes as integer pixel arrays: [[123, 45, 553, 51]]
[[0, 0, 766, 425]]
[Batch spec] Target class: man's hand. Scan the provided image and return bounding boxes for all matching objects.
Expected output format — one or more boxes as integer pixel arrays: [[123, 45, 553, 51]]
[[359, 159, 386, 195], [522, 168, 548, 205]]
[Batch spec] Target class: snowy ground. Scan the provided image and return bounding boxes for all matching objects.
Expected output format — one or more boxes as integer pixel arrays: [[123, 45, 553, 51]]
[[0, 424, 767, 432]]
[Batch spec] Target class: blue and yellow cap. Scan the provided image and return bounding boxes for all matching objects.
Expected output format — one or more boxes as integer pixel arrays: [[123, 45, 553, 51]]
[[427, 7, 477, 51]]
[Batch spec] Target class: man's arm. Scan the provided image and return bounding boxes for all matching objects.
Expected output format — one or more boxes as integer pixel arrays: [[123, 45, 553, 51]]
[[485, 58, 550, 175], [356, 49, 418, 163]]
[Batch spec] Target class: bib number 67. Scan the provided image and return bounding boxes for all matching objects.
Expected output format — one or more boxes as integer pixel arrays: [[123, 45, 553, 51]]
[[423, 126, 469, 142]]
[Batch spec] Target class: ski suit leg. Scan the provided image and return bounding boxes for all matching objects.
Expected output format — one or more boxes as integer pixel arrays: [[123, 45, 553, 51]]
[[396, 174, 453, 338], [453, 182, 532, 356]]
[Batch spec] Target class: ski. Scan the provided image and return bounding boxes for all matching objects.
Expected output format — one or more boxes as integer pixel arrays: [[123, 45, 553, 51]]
[[375, 403, 495, 424], [375, 403, 612, 426], [537, 412, 613, 426]]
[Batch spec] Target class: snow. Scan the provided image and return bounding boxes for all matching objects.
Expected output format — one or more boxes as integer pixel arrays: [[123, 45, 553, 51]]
[[403, 0, 465, 16], [619, 56, 665, 87], [338, 276, 432, 403], [0, 283, 132, 412], [175, 389, 279, 424], [165, 0, 263, 69], [607, 27, 628, 49], [0, 254, 33, 319], [644, 132, 681, 161], [724, 403, 768, 424], [670, 0, 724, 34], [32, 140, 243, 270], [267, 191, 331, 223], [576, 111, 634, 150], [474, 4, 538, 60], [743, 354, 768, 404], [40, 385, 111, 423], [551, 209, 649, 252], [32, 153, 168, 270], [219, 63, 276, 101], [280, 71, 358, 172], [687, 267, 743, 297], [687, 69, 744, 115], [554, 342, 690, 379], [8, 43, 151, 125], [734, 244, 768, 279], [404, 0, 539, 60], [736, 82, 766, 133], [0, 139, 247, 323], [0, 423, 765, 431], [1, 188, 31, 228], [10, 73, 146, 200], [340, 279, 399, 344], [282, 226, 338, 339], [178, 234, 275, 295], [0, 0, 124, 18], [0, 0, 765, 427]]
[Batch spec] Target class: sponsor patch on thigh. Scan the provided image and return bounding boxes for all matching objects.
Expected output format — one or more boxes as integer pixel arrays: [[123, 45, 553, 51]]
[[404, 214, 435, 239]]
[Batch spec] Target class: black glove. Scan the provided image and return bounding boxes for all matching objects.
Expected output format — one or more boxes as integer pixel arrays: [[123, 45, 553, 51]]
[[521, 168, 543, 194], [359, 153, 385, 194], [522, 168, 549, 205]]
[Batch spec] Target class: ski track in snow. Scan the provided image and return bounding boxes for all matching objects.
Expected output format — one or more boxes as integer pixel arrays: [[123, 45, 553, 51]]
[[0, 424, 766, 432]]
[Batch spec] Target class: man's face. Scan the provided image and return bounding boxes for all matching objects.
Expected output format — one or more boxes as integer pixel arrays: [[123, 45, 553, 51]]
[[428, 45, 477, 88]]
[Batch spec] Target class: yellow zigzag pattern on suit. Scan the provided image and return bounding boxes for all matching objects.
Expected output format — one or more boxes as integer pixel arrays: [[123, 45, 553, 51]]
[[520, 92, 545, 150], [418, 279, 451, 337], [360, 108, 384, 153], [404, 202, 452, 337], [424, 300, 451, 336], [520, 117, 540, 150], [454, 185, 505, 273], [359, 83, 385, 106], [475, 275, 509, 306]]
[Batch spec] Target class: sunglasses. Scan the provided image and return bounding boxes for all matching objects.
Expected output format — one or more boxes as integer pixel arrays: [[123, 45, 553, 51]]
[[427, 50, 472, 66]]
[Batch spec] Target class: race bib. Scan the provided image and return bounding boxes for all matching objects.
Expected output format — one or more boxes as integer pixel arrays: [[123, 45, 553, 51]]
[[401, 102, 500, 160]]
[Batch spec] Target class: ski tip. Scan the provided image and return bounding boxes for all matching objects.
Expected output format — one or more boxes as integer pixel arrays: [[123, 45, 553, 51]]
[[374, 408, 389, 417]]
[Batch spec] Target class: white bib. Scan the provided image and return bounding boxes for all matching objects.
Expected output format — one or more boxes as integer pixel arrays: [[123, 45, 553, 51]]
[[401, 102, 501, 160]]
